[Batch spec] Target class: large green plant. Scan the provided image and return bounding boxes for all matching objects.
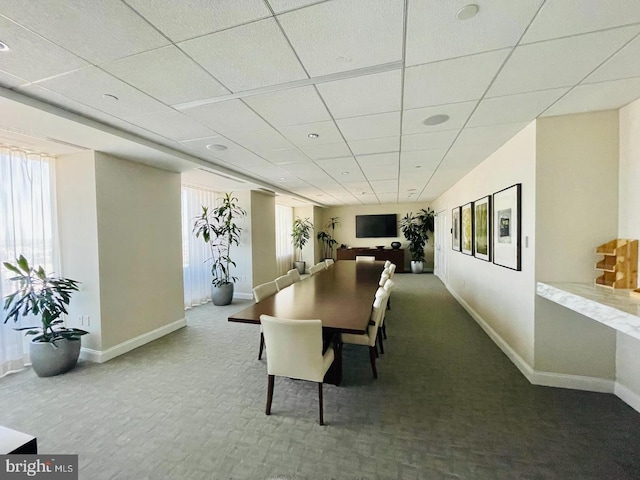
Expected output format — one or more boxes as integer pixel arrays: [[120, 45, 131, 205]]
[[317, 217, 339, 260], [3, 255, 88, 343], [292, 217, 313, 262], [193, 193, 247, 287], [399, 208, 435, 262]]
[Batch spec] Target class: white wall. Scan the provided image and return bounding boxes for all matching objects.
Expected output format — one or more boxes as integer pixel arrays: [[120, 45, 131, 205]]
[[231, 190, 252, 295]]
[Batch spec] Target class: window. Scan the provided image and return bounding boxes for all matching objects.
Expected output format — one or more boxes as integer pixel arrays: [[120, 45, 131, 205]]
[[275, 205, 294, 276]]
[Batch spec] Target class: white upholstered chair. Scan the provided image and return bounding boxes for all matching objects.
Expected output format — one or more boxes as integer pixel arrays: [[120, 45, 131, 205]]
[[260, 315, 335, 425], [387, 263, 396, 278], [341, 289, 389, 379], [309, 263, 325, 276], [384, 260, 392, 269], [275, 274, 294, 291], [287, 268, 301, 283], [355, 255, 376, 262], [252, 281, 278, 360], [324, 258, 335, 267], [379, 273, 390, 287], [378, 279, 394, 347]]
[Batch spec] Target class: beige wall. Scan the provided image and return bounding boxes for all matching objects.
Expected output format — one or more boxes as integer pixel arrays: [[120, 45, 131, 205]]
[[250, 190, 277, 287], [232, 190, 253, 295]]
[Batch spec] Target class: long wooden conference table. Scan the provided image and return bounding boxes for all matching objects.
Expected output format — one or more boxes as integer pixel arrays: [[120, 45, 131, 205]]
[[228, 260, 384, 385]]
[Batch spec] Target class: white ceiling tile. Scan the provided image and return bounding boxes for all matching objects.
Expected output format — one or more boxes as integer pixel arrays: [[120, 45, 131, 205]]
[[357, 194, 380, 205], [261, 148, 311, 164], [315, 157, 365, 182], [180, 136, 269, 167], [585, 35, 640, 84], [299, 142, 352, 159], [522, 0, 640, 43], [281, 162, 328, 180], [316, 70, 402, 118], [488, 26, 640, 97], [182, 99, 271, 134], [102, 46, 229, 105], [0, 0, 169, 64], [126, 0, 271, 42], [355, 152, 399, 167], [342, 181, 373, 194], [542, 77, 640, 117], [336, 112, 400, 141], [277, 0, 404, 77], [35, 67, 170, 119], [278, 121, 344, 147], [243, 86, 331, 127], [468, 88, 568, 127], [406, 0, 542, 66], [267, 0, 326, 14], [0, 16, 88, 82], [0, 70, 28, 89], [348, 136, 399, 155], [455, 122, 529, 147], [401, 130, 459, 151], [403, 102, 476, 135], [248, 164, 297, 181], [127, 110, 216, 141], [362, 164, 399, 181], [404, 49, 510, 109], [376, 193, 399, 203], [179, 18, 307, 92], [401, 150, 447, 169], [225, 128, 294, 152]]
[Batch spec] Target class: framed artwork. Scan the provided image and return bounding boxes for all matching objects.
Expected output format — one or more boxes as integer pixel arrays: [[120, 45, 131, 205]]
[[474, 196, 491, 262], [451, 207, 461, 251], [492, 183, 522, 270], [461, 202, 473, 256]]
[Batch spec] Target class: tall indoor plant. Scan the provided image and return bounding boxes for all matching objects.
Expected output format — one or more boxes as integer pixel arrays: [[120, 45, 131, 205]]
[[193, 192, 247, 306], [3, 255, 88, 377], [292, 217, 313, 275], [317, 217, 339, 260], [400, 208, 435, 273]]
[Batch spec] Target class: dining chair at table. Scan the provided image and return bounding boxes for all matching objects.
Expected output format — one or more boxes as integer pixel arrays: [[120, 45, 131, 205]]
[[324, 258, 335, 267], [378, 279, 394, 346], [309, 263, 325, 276], [355, 255, 376, 262], [260, 315, 335, 425], [252, 281, 278, 360], [384, 260, 391, 269], [287, 268, 301, 283], [275, 274, 294, 291]]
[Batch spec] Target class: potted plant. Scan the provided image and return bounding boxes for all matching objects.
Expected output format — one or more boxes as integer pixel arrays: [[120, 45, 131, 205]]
[[399, 208, 435, 273], [193, 192, 247, 306], [292, 217, 313, 275], [317, 217, 339, 260], [2, 255, 88, 377]]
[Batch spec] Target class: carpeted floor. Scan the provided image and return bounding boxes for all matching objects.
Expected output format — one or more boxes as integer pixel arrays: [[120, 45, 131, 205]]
[[1, 273, 639, 479]]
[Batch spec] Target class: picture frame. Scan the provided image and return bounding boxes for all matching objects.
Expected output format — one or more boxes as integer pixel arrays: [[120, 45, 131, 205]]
[[461, 202, 473, 256], [473, 195, 491, 262], [451, 207, 461, 251], [492, 183, 522, 270]]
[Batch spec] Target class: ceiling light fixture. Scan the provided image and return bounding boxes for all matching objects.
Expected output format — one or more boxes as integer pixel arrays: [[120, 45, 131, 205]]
[[206, 144, 228, 151], [0, 41, 9, 52], [407, 188, 416, 192], [341, 171, 349, 175], [102, 93, 119, 101], [422, 114, 450, 126], [415, 165, 422, 169], [457, 4, 479, 21], [307, 133, 319, 139]]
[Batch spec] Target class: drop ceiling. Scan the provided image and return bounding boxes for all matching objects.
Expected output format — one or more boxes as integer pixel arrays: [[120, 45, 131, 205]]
[[1, 0, 639, 206]]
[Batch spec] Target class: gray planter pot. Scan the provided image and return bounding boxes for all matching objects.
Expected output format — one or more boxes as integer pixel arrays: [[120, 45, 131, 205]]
[[212, 283, 234, 306], [30, 338, 81, 377], [411, 261, 424, 274], [294, 261, 306, 275]]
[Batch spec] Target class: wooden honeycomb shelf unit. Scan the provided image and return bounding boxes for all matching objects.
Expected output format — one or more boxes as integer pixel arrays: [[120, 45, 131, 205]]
[[595, 239, 638, 289]]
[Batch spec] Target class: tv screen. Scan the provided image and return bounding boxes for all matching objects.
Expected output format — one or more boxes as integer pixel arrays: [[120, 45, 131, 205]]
[[356, 214, 397, 238]]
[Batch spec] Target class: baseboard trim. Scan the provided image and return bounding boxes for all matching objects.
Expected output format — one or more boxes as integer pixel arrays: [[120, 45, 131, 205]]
[[447, 285, 615, 394], [234, 292, 253, 300], [80, 317, 187, 363], [615, 382, 640, 413]]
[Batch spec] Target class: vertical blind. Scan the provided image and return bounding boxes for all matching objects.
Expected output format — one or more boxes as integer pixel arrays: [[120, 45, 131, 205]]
[[275, 204, 294, 276]]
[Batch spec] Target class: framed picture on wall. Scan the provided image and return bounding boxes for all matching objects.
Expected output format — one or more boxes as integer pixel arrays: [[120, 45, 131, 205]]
[[473, 196, 491, 262], [492, 183, 522, 270], [461, 202, 473, 256], [452, 207, 461, 251]]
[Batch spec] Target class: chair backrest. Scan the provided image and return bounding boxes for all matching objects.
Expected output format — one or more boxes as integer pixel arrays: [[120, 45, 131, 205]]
[[286, 268, 301, 283], [384, 260, 391, 269], [325, 258, 335, 267], [355, 256, 376, 263], [309, 264, 324, 276], [383, 279, 395, 293], [366, 291, 388, 346], [316, 262, 327, 270], [253, 281, 278, 302], [275, 274, 294, 291], [387, 264, 396, 278], [260, 315, 326, 382], [379, 273, 390, 287]]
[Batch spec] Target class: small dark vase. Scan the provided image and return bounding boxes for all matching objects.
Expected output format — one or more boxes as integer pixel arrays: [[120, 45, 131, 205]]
[[391, 241, 401, 249]]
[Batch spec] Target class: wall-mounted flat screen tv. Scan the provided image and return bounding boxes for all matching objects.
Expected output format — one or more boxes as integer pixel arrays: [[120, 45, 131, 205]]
[[356, 214, 397, 238]]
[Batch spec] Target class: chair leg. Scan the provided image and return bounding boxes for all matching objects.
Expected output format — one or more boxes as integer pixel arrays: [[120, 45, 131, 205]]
[[258, 332, 265, 360], [318, 382, 324, 426], [266, 375, 274, 415], [387, 298, 391, 310], [374, 342, 379, 357], [382, 324, 387, 339], [368, 346, 378, 379], [378, 330, 385, 354]]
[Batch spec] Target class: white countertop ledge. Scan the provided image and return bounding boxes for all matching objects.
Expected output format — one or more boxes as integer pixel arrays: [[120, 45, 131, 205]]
[[536, 282, 640, 341]]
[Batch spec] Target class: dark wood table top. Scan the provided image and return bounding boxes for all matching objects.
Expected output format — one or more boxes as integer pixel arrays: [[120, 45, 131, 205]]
[[228, 260, 384, 334]]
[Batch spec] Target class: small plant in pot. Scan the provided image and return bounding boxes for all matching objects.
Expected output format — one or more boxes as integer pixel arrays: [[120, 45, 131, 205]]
[[3, 255, 88, 377], [317, 217, 339, 260], [399, 208, 435, 274], [291, 217, 313, 275], [193, 192, 247, 306]]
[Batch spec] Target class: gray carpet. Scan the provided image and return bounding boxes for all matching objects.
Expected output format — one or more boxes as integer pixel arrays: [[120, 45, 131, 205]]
[[1, 274, 639, 479]]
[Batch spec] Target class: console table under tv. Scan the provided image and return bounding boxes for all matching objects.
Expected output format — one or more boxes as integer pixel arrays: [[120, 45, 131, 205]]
[[336, 248, 405, 273]]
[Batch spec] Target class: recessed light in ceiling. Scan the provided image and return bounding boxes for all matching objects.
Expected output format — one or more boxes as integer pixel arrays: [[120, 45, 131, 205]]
[[341, 171, 349, 175], [206, 144, 228, 151], [279, 177, 286, 181], [0, 41, 9, 52], [457, 4, 479, 21], [307, 133, 319, 139], [407, 188, 416, 192], [422, 114, 450, 126], [415, 165, 422, 169], [102, 93, 119, 101], [336, 55, 352, 63]]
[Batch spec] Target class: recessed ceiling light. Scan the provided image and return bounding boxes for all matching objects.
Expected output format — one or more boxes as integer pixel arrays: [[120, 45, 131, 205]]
[[422, 114, 450, 126], [0, 41, 9, 52], [341, 171, 349, 175], [457, 4, 479, 20], [279, 177, 286, 181], [206, 144, 228, 151], [102, 93, 119, 101], [336, 55, 352, 63], [407, 188, 416, 192], [307, 133, 319, 139], [415, 165, 422, 169]]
